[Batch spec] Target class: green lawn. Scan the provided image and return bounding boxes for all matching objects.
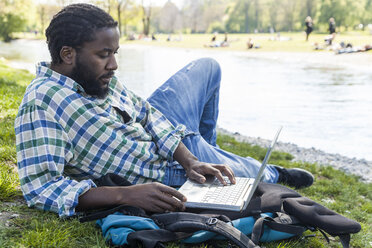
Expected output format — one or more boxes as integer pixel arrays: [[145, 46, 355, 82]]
[[0, 60, 371, 248], [121, 32, 372, 53]]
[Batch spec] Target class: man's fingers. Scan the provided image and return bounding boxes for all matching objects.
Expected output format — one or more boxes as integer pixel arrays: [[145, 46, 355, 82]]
[[159, 184, 187, 202], [198, 165, 227, 185], [157, 194, 185, 212], [188, 170, 206, 184], [156, 184, 186, 211], [186, 162, 236, 185], [218, 165, 236, 184], [152, 199, 178, 212], [203, 164, 236, 185], [212, 168, 227, 185]]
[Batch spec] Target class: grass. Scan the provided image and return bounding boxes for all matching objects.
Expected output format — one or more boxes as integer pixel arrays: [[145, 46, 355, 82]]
[[0, 58, 371, 247], [121, 32, 372, 53]]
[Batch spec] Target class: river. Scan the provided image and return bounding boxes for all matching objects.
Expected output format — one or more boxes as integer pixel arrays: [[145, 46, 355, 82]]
[[1, 39, 372, 161]]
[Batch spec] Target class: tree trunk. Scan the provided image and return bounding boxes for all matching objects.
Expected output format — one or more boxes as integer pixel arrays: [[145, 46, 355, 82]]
[[39, 6, 45, 34], [243, 1, 251, 33], [254, 0, 259, 31], [306, 0, 312, 17], [141, 2, 151, 36], [107, 0, 112, 14], [117, 3, 122, 36]]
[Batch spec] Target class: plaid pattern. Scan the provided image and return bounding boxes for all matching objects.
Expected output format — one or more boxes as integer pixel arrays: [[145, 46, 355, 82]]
[[15, 62, 185, 217]]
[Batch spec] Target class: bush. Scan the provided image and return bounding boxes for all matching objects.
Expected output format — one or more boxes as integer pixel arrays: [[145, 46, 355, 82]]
[[0, 12, 26, 42]]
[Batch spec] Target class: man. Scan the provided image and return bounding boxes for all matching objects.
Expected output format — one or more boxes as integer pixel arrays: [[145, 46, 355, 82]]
[[15, 4, 313, 218]]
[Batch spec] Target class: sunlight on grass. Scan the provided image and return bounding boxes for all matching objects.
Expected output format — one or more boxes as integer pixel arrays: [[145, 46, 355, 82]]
[[121, 32, 372, 53], [0, 162, 20, 200], [0, 61, 31, 202], [1, 210, 108, 248]]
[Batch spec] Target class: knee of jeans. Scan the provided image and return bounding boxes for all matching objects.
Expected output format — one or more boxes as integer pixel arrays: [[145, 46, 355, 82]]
[[198, 58, 221, 72], [198, 58, 221, 86]]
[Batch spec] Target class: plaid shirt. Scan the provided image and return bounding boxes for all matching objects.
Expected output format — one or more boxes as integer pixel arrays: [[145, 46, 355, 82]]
[[15, 62, 185, 217]]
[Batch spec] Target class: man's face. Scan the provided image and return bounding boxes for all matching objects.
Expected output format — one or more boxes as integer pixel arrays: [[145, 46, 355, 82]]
[[70, 27, 120, 99]]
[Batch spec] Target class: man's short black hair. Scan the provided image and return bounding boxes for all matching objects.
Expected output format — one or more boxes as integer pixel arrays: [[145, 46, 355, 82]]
[[46, 3, 118, 64]]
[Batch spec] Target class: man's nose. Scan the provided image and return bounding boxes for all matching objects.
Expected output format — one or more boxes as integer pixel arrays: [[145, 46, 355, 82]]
[[106, 54, 118, 71]]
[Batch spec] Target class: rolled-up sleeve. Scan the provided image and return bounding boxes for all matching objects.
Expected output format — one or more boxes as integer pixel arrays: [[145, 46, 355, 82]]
[[129, 91, 185, 161], [15, 104, 96, 217]]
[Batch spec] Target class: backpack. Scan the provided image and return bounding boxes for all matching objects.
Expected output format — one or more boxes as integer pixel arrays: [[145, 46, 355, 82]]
[[79, 173, 361, 248]]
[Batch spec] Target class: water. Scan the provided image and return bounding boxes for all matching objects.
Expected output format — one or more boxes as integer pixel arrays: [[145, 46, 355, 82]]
[[1, 39, 372, 160]]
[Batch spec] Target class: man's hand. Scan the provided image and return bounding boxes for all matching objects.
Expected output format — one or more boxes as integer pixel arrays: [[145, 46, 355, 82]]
[[77, 183, 187, 213], [173, 142, 236, 185], [125, 183, 187, 212], [185, 160, 236, 185]]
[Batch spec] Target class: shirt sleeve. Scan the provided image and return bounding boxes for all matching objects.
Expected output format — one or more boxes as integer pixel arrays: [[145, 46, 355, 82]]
[[127, 90, 185, 161], [15, 104, 96, 218]]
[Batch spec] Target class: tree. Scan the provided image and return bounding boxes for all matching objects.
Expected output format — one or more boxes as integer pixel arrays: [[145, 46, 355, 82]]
[[116, 0, 131, 36], [361, 0, 372, 28], [121, 3, 141, 35], [253, 0, 261, 31], [242, 0, 252, 33], [0, 0, 30, 42], [225, 0, 253, 33], [304, 0, 317, 17], [0, 13, 25, 42], [281, 0, 298, 31], [36, 4, 60, 34], [183, 0, 204, 33], [141, 0, 152, 36], [203, 0, 228, 33], [158, 1, 181, 33], [269, 0, 279, 31]]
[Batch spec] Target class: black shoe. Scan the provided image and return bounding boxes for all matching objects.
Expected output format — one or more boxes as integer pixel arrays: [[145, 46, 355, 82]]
[[275, 166, 314, 189]]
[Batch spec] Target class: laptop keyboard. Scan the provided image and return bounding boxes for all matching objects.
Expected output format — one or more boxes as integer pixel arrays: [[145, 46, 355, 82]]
[[201, 177, 251, 205]]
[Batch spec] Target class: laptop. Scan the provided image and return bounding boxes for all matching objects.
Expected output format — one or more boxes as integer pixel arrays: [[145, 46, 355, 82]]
[[178, 126, 282, 212]]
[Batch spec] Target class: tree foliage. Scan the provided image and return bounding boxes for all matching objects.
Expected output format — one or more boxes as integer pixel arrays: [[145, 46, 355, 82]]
[[0, 13, 25, 42], [174, 0, 372, 33], [4, 0, 372, 40], [0, 0, 30, 42]]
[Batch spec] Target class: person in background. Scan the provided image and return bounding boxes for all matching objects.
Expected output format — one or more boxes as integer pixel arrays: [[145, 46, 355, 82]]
[[328, 17, 337, 45], [305, 16, 313, 41]]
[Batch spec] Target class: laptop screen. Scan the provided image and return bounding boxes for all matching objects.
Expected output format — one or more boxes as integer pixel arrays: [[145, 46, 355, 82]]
[[240, 126, 282, 210]]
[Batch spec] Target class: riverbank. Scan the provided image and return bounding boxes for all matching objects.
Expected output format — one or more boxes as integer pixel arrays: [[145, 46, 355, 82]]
[[218, 128, 372, 183]]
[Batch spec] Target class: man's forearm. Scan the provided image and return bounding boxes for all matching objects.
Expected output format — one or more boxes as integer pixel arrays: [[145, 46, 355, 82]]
[[76, 186, 128, 211], [173, 142, 198, 172], [76, 183, 187, 213]]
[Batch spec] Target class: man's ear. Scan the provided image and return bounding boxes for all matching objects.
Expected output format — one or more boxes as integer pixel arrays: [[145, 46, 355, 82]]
[[59, 46, 76, 65]]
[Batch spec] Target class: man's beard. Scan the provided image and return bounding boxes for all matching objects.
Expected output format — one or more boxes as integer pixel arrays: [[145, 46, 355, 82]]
[[70, 57, 110, 99]]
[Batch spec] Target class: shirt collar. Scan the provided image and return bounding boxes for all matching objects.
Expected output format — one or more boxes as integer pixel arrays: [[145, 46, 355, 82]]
[[36, 62, 85, 93], [36, 62, 115, 104]]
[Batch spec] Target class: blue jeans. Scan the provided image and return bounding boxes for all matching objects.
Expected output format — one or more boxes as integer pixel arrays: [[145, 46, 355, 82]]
[[147, 58, 279, 187]]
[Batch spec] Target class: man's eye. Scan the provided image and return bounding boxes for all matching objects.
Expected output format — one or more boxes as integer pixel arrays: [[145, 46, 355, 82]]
[[99, 53, 110, 58]]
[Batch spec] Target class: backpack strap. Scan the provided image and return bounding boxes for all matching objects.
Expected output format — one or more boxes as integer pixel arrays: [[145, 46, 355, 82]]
[[317, 231, 351, 248], [79, 205, 147, 223], [127, 229, 192, 248], [147, 212, 260, 248], [251, 213, 307, 245], [339, 234, 351, 248]]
